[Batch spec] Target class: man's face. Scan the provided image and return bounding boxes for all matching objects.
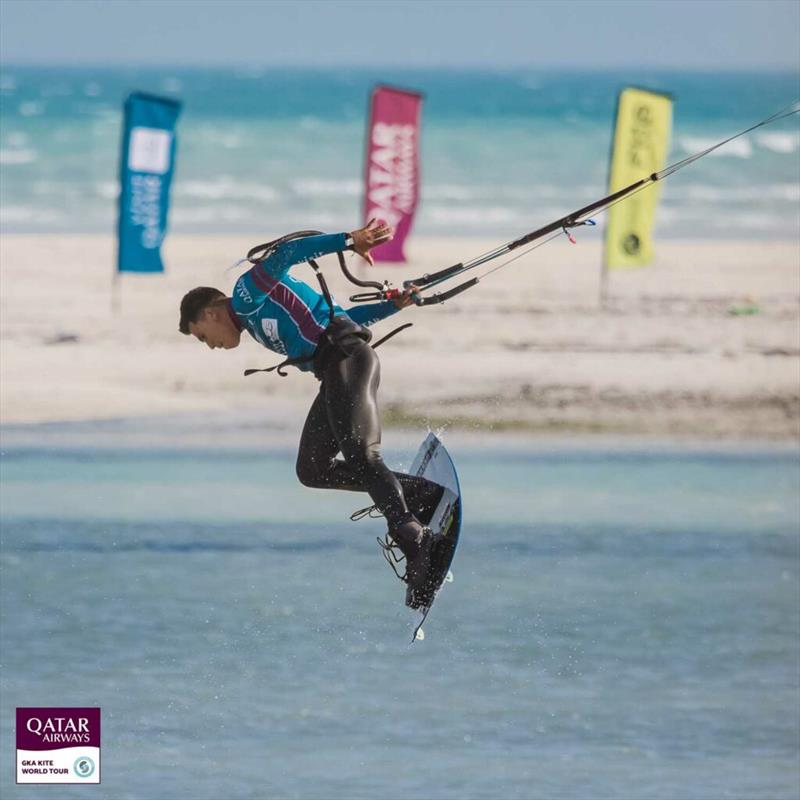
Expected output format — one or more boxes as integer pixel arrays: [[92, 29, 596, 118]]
[[188, 306, 241, 350]]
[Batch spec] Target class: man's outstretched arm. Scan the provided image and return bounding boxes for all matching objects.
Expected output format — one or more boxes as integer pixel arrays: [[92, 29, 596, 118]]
[[259, 232, 348, 281], [260, 219, 394, 280], [234, 220, 396, 308]]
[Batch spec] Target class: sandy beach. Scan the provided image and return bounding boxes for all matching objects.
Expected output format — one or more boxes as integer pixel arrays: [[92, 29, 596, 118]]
[[1, 233, 798, 441]]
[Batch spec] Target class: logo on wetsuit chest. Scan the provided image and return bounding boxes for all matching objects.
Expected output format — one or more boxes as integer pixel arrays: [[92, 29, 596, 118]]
[[260, 318, 285, 352]]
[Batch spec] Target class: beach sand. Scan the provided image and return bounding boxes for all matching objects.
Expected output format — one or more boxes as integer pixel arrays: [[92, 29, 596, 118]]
[[1, 234, 798, 441]]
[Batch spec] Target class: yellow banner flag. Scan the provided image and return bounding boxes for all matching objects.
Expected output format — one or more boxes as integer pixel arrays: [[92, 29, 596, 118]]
[[604, 87, 673, 269]]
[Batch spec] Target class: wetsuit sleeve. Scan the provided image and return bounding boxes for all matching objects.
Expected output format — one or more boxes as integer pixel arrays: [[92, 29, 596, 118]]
[[258, 233, 347, 281], [345, 300, 400, 327]]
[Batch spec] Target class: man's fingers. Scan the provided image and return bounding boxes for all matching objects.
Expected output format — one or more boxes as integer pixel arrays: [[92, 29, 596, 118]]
[[369, 223, 393, 241], [355, 219, 393, 250]]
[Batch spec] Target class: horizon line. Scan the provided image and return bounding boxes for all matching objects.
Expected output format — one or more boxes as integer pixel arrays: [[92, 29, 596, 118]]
[[1, 61, 798, 74]]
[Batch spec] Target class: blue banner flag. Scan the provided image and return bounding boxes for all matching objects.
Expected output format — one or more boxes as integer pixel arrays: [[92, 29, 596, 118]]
[[117, 92, 181, 273]]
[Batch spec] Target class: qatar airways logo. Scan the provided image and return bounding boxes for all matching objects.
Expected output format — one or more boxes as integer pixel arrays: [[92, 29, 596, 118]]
[[17, 707, 101, 785], [367, 122, 418, 227], [26, 716, 91, 744]]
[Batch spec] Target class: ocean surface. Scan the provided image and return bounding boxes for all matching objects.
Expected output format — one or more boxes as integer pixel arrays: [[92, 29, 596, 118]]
[[0, 66, 798, 238], [0, 434, 798, 799]]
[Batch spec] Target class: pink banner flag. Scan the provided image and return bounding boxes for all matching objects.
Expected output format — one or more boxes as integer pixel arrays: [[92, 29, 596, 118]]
[[363, 85, 423, 263]]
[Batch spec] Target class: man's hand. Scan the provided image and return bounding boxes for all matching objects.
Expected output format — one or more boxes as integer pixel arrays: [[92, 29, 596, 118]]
[[393, 284, 419, 309], [350, 218, 393, 266]]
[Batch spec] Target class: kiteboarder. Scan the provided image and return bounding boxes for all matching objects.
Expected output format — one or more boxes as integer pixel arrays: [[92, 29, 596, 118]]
[[178, 219, 443, 602]]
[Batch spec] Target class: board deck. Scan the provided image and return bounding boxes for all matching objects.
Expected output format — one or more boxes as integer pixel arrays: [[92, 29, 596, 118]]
[[407, 433, 462, 642]]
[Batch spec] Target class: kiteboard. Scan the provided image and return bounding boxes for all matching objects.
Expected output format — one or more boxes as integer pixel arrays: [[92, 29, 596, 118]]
[[406, 432, 462, 643]]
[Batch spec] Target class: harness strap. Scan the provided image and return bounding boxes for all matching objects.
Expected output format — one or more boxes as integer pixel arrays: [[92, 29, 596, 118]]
[[243, 355, 313, 378], [307, 258, 336, 326], [371, 322, 413, 348]]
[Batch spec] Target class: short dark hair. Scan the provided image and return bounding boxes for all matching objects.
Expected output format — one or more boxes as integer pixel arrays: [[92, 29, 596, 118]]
[[179, 287, 226, 334]]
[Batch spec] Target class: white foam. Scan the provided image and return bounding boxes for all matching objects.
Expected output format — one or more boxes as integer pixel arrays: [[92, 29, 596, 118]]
[[290, 178, 360, 197], [425, 205, 524, 225], [658, 203, 795, 232], [95, 181, 119, 200], [0, 148, 37, 165], [18, 101, 44, 117], [678, 135, 753, 159], [171, 205, 342, 229], [424, 184, 483, 201], [0, 205, 62, 224], [756, 132, 800, 154], [423, 183, 568, 203], [682, 183, 800, 202], [4, 132, 28, 147], [171, 205, 260, 224], [195, 127, 246, 149], [733, 212, 784, 230], [175, 178, 279, 202]]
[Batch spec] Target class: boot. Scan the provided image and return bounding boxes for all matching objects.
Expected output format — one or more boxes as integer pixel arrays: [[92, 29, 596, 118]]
[[388, 516, 437, 608]]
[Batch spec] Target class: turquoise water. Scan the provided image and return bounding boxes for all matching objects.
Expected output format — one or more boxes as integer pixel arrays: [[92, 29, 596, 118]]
[[1, 66, 798, 237], [1, 440, 798, 799]]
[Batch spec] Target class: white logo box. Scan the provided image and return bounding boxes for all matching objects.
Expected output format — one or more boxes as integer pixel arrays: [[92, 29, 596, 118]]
[[128, 126, 173, 174]]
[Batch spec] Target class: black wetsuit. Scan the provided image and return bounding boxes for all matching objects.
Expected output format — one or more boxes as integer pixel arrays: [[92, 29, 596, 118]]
[[295, 319, 440, 528]]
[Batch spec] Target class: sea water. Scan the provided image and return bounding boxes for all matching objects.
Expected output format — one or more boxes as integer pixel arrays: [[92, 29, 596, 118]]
[[1, 66, 798, 238], [0, 437, 798, 799]]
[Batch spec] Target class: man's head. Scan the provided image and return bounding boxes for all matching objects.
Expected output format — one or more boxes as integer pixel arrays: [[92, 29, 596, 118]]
[[179, 287, 242, 350]]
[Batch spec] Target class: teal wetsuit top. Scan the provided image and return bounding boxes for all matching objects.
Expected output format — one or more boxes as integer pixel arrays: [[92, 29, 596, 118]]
[[228, 232, 399, 372]]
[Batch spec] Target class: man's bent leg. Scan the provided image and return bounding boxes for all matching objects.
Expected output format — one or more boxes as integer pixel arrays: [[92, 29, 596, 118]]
[[296, 379, 441, 519], [312, 341, 442, 602], [320, 343, 418, 529]]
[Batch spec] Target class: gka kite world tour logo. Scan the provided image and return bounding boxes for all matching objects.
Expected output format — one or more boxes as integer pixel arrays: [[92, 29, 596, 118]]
[[16, 708, 101, 784]]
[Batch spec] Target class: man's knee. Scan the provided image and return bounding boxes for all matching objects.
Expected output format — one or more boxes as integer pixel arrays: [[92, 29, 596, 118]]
[[343, 440, 383, 474]]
